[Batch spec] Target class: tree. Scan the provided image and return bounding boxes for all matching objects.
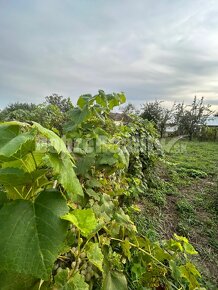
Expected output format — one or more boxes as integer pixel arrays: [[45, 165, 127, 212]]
[[140, 101, 174, 138], [175, 96, 212, 140], [0, 95, 73, 135], [122, 103, 138, 115], [45, 94, 73, 112], [0, 102, 37, 122]]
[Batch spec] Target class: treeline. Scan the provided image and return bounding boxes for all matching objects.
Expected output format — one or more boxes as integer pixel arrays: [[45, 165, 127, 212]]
[[1, 94, 217, 140], [124, 97, 217, 141], [0, 94, 73, 135]]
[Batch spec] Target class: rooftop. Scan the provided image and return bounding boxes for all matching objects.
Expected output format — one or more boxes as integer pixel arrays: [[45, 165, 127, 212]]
[[205, 116, 218, 127]]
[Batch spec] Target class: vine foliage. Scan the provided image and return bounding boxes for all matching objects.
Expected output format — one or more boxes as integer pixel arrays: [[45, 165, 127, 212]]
[[0, 91, 203, 289]]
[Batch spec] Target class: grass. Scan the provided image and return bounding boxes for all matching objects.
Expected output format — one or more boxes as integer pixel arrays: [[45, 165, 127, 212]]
[[133, 139, 218, 289]]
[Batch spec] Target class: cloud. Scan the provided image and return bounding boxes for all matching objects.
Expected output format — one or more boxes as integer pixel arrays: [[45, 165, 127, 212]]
[[0, 0, 218, 110]]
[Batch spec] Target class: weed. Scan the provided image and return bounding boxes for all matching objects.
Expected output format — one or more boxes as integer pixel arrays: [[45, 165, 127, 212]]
[[176, 199, 194, 214]]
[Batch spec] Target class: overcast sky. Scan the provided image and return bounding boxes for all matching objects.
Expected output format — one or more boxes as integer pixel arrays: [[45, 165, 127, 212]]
[[0, 0, 218, 110]]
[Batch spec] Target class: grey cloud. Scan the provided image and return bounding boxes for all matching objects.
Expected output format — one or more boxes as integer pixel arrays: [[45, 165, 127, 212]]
[[0, 0, 218, 110]]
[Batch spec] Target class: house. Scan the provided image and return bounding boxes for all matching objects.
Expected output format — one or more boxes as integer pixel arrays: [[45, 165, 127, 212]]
[[201, 116, 218, 141], [205, 116, 218, 127], [165, 125, 178, 134]]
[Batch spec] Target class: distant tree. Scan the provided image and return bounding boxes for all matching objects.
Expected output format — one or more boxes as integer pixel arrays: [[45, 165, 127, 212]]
[[0, 102, 37, 122], [122, 103, 138, 115], [140, 101, 174, 138], [175, 96, 212, 140], [45, 94, 73, 113], [0, 95, 73, 135]]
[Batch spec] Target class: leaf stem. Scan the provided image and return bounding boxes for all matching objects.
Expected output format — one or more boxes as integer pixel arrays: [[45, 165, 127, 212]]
[[110, 237, 168, 269], [31, 151, 38, 170]]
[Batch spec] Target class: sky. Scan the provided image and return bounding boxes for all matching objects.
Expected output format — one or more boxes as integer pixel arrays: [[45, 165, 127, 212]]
[[0, 0, 218, 110]]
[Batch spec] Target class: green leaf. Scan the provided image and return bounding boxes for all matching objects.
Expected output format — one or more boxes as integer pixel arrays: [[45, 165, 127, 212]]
[[0, 190, 69, 280], [174, 233, 198, 254], [185, 262, 201, 277], [86, 178, 102, 188], [0, 123, 20, 149], [97, 154, 117, 166], [0, 167, 32, 186], [77, 94, 93, 109], [62, 209, 97, 237], [55, 270, 89, 290], [0, 131, 35, 160], [0, 270, 39, 290], [179, 263, 200, 289], [86, 188, 100, 201], [166, 239, 183, 252], [184, 242, 198, 255], [95, 92, 108, 108], [169, 260, 181, 281], [0, 123, 35, 161], [131, 263, 145, 280], [32, 122, 69, 155], [75, 155, 95, 176], [47, 153, 83, 198], [102, 271, 128, 290], [2, 152, 44, 173], [119, 92, 126, 104], [174, 233, 188, 243], [65, 106, 90, 131], [121, 239, 131, 260], [86, 242, 104, 271], [0, 191, 8, 209]]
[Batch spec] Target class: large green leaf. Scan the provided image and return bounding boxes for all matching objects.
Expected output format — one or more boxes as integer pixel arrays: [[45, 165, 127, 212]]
[[0, 167, 32, 186], [0, 191, 8, 209], [77, 94, 93, 109], [0, 131, 35, 160], [102, 271, 128, 290], [2, 151, 44, 173], [47, 153, 83, 198], [32, 122, 70, 155], [0, 190, 69, 280], [179, 263, 200, 289], [62, 209, 97, 237], [65, 106, 90, 131], [0, 123, 35, 161], [0, 123, 20, 149], [0, 271, 39, 290], [75, 155, 96, 176]]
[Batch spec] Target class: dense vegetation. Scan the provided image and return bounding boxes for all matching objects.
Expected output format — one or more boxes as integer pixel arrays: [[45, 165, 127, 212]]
[[0, 91, 215, 289], [125, 97, 216, 141]]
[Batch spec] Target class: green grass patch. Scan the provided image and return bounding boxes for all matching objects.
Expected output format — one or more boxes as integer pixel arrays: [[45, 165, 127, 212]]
[[135, 139, 218, 288]]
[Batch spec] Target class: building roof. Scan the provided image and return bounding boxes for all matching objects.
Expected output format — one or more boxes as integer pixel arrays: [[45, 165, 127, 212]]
[[166, 125, 178, 133], [109, 112, 132, 122], [205, 116, 218, 127]]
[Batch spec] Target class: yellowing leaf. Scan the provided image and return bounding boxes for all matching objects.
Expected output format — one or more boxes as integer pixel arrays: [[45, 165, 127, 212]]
[[179, 263, 200, 289], [184, 242, 198, 255], [121, 239, 131, 260], [174, 233, 188, 243], [62, 209, 97, 237]]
